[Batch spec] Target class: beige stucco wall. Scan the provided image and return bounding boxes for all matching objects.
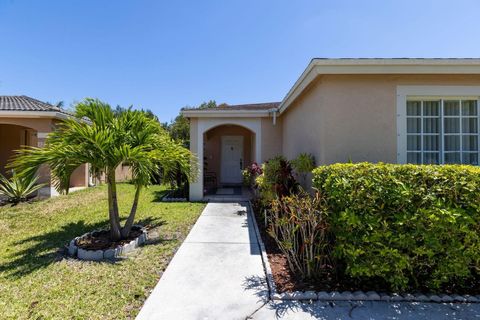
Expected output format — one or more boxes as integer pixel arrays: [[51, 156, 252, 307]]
[[0, 117, 54, 133], [281, 74, 480, 165], [115, 164, 132, 182], [69, 164, 88, 187], [203, 125, 253, 185], [261, 117, 282, 161]]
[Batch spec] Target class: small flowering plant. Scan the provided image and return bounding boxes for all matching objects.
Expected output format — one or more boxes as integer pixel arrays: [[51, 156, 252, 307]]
[[242, 162, 263, 187], [248, 162, 263, 176]]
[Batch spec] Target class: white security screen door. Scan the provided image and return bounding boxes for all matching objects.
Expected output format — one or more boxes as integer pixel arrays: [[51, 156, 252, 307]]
[[221, 136, 244, 184]]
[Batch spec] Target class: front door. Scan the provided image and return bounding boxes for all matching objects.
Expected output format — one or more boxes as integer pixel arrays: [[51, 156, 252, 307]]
[[221, 135, 244, 184]]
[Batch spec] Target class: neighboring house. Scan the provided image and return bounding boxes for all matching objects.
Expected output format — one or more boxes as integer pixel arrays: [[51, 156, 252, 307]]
[[0, 95, 130, 197], [183, 58, 480, 201]]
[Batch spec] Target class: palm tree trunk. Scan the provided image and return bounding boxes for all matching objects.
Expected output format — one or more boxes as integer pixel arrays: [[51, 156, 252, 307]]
[[107, 170, 121, 240], [121, 185, 141, 238]]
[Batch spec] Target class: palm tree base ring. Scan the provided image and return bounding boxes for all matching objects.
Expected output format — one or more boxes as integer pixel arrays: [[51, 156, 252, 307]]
[[68, 224, 147, 261]]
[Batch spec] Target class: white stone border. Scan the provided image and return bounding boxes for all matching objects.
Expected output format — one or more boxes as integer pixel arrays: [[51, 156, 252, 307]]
[[162, 197, 187, 202], [248, 201, 480, 304], [67, 225, 148, 261], [248, 201, 274, 296], [161, 191, 187, 203]]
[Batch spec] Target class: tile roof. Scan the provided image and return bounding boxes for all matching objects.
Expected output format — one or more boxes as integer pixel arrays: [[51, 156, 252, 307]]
[[184, 102, 280, 111], [0, 95, 64, 112]]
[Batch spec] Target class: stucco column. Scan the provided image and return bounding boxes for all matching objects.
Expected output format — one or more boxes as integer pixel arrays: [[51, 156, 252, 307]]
[[36, 133, 59, 197], [189, 119, 203, 201], [254, 130, 261, 164]]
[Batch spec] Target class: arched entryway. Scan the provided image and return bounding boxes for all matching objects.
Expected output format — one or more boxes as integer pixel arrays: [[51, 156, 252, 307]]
[[189, 118, 262, 200], [0, 123, 37, 176], [203, 124, 255, 195], [0, 122, 89, 196]]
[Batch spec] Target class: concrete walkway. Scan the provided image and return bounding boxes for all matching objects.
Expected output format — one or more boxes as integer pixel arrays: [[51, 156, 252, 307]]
[[136, 202, 268, 320]]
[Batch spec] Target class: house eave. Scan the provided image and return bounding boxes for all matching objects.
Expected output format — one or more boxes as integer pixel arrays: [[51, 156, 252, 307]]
[[181, 109, 271, 118], [278, 58, 480, 114], [0, 111, 70, 120]]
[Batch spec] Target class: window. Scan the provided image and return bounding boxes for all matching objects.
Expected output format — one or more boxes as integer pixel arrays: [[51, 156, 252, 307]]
[[406, 99, 479, 165]]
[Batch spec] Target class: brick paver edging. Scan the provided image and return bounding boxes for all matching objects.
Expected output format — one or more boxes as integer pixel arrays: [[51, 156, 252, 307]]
[[247, 201, 480, 304]]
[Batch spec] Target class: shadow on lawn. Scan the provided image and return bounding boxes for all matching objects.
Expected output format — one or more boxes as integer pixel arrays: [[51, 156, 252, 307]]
[[0, 217, 166, 279], [151, 190, 170, 202]]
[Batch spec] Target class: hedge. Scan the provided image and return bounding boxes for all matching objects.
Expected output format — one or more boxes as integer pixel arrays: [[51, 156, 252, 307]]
[[312, 163, 480, 291]]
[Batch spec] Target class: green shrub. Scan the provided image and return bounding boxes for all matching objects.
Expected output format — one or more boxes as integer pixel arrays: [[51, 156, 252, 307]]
[[242, 162, 263, 187], [268, 191, 330, 279], [312, 163, 480, 291], [255, 156, 298, 205], [291, 153, 315, 189], [0, 172, 44, 204], [242, 169, 252, 187]]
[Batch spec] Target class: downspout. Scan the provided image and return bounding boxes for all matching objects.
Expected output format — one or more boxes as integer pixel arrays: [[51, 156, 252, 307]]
[[268, 108, 278, 125]]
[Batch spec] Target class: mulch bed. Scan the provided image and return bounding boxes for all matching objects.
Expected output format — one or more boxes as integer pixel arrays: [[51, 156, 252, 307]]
[[76, 226, 143, 251], [252, 205, 480, 295]]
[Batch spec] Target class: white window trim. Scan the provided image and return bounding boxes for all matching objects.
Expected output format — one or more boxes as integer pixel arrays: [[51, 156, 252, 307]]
[[396, 85, 480, 164]]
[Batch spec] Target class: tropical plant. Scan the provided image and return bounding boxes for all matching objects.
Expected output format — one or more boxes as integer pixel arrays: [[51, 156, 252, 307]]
[[158, 100, 219, 189], [0, 171, 44, 204], [10, 98, 196, 240], [256, 156, 298, 205], [242, 162, 263, 187], [291, 153, 315, 189], [164, 114, 190, 148], [268, 191, 330, 279]]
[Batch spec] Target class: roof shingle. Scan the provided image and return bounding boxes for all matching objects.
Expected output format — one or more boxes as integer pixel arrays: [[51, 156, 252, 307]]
[[0, 95, 62, 112]]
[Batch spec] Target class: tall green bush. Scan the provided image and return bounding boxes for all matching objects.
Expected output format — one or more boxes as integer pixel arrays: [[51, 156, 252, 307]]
[[312, 163, 480, 291]]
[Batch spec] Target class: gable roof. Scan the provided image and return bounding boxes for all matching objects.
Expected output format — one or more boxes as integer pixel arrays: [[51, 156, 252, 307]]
[[278, 58, 480, 114], [0, 95, 71, 118]]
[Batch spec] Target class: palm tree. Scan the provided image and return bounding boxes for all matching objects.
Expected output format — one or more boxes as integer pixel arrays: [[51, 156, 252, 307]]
[[10, 98, 196, 240]]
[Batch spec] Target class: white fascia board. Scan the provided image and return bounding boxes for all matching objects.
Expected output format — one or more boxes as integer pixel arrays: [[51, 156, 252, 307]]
[[181, 110, 270, 118], [278, 59, 480, 114], [308, 58, 480, 66], [278, 60, 318, 114], [0, 111, 70, 120]]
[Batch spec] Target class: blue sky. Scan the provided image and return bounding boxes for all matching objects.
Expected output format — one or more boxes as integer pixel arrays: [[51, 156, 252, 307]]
[[0, 0, 479, 121]]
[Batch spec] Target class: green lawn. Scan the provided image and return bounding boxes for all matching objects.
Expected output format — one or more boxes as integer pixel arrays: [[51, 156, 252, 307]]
[[0, 184, 205, 319]]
